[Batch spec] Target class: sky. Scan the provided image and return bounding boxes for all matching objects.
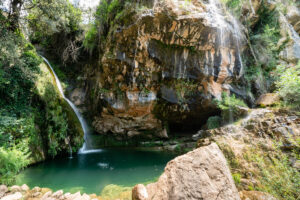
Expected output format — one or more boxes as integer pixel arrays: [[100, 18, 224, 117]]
[[1, 0, 100, 23], [1, 0, 100, 12], [72, 0, 100, 9]]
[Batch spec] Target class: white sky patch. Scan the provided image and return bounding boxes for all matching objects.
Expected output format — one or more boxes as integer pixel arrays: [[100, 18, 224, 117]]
[[72, 0, 100, 24], [0, 0, 10, 12], [73, 0, 100, 9]]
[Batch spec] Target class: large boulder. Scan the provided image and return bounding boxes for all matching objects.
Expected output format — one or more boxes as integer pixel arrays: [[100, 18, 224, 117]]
[[90, 0, 247, 138], [256, 93, 279, 107], [132, 143, 241, 200]]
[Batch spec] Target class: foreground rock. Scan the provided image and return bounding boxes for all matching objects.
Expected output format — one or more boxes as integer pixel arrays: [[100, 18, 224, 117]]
[[132, 143, 241, 200], [0, 185, 102, 200]]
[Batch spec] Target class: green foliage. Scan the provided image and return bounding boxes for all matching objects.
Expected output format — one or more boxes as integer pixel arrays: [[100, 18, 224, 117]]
[[0, 145, 30, 185], [0, 13, 42, 113], [83, 0, 125, 53], [0, 11, 83, 184], [83, 25, 98, 53], [221, 0, 244, 16], [275, 62, 300, 109], [174, 79, 198, 105], [245, 4, 281, 95], [28, 0, 83, 63], [248, 145, 300, 200], [43, 83, 69, 157], [206, 116, 221, 129], [232, 173, 242, 185], [215, 93, 247, 122], [218, 143, 241, 169]]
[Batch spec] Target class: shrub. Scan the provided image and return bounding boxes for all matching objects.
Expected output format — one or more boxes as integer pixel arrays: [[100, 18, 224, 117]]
[[83, 25, 98, 53], [215, 93, 248, 122], [232, 173, 242, 186], [207, 116, 221, 129], [249, 145, 300, 200], [0, 146, 31, 185], [275, 62, 300, 109]]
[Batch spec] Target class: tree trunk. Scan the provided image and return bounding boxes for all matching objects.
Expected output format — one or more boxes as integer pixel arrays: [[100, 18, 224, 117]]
[[8, 0, 23, 30]]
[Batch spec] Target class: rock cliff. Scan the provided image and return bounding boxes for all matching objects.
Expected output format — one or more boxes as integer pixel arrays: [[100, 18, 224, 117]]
[[88, 0, 247, 139]]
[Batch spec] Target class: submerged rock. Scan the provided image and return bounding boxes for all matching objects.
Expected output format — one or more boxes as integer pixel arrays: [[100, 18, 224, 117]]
[[133, 143, 240, 200]]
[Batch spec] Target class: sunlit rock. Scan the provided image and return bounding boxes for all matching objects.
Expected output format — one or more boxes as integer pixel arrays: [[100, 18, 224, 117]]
[[91, 0, 247, 138], [133, 143, 240, 200]]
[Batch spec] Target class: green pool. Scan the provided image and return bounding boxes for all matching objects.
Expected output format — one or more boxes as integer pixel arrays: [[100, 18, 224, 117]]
[[16, 148, 177, 194]]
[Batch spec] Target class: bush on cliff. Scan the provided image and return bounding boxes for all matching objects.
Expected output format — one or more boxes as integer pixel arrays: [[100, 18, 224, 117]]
[[0, 11, 83, 185], [275, 62, 300, 110], [0, 145, 30, 185], [215, 93, 248, 122]]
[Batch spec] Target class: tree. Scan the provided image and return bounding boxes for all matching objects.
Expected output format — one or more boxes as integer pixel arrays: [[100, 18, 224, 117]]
[[3, 0, 83, 63]]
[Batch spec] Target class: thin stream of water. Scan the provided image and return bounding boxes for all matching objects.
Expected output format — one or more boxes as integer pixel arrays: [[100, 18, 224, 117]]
[[41, 56, 99, 154]]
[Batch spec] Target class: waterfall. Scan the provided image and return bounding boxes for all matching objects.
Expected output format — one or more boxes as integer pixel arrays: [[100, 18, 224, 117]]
[[208, 0, 245, 78], [41, 56, 101, 154]]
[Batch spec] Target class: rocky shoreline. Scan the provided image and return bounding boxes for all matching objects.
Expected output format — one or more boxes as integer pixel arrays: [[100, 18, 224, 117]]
[[0, 184, 102, 200]]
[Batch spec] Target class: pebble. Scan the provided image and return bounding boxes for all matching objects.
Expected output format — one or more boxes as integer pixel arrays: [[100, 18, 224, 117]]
[[52, 190, 63, 198], [1, 192, 23, 200], [0, 185, 8, 198], [41, 191, 53, 200], [10, 186, 21, 193], [21, 184, 29, 191]]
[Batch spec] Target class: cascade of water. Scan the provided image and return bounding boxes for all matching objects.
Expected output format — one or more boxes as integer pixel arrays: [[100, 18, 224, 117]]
[[68, 142, 73, 159], [41, 56, 101, 155], [207, 0, 245, 78], [232, 18, 244, 78], [281, 13, 300, 43]]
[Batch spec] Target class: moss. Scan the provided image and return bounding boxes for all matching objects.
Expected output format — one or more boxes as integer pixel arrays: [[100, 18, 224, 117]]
[[245, 145, 300, 200], [218, 143, 241, 169], [100, 184, 132, 200], [232, 173, 242, 186], [35, 62, 83, 155]]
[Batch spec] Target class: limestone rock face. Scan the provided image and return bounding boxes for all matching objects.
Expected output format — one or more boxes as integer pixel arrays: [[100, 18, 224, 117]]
[[279, 12, 300, 64], [132, 143, 241, 200], [286, 5, 300, 35], [90, 0, 247, 138]]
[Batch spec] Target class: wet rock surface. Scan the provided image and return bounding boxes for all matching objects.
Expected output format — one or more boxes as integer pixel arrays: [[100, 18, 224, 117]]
[[89, 0, 247, 139]]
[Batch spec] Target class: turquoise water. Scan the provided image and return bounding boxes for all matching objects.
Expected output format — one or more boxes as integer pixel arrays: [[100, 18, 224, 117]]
[[16, 148, 177, 194]]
